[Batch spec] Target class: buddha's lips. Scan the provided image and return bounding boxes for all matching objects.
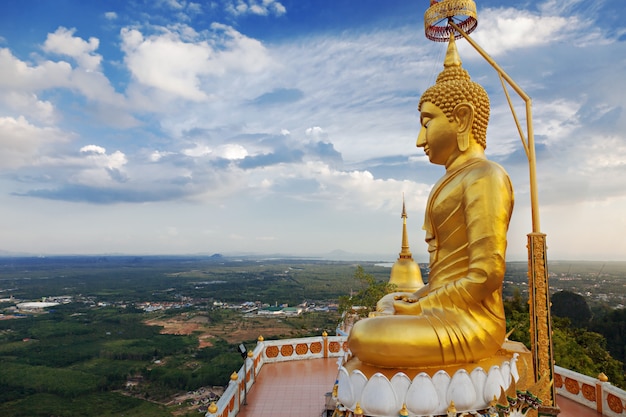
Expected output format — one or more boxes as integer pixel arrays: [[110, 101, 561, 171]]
[[423, 146, 430, 156]]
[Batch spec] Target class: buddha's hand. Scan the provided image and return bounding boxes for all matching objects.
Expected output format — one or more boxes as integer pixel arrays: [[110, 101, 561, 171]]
[[375, 292, 414, 315], [393, 295, 423, 315]]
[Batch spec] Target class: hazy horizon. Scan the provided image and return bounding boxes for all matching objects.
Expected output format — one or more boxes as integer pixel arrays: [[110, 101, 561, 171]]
[[1, 248, 623, 264]]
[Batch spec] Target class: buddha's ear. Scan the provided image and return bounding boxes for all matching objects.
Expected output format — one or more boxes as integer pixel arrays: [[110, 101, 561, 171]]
[[453, 103, 474, 152]]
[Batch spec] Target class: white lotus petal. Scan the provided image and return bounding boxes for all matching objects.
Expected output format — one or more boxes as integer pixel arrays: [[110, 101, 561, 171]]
[[336, 367, 354, 408], [511, 354, 520, 383], [447, 369, 476, 411], [349, 370, 368, 409], [432, 371, 452, 414], [361, 373, 398, 416], [470, 367, 488, 409], [406, 372, 439, 415], [484, 365, 506, 403], [390, 373, 411, 410], [500, 361, 512, 389]]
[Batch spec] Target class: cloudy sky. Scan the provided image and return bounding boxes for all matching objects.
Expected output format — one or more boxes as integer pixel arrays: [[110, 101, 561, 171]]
[[0, 0, 624, 261]]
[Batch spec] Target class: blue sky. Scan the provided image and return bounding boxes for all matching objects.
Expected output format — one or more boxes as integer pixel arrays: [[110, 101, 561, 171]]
[[0, 0, 624, 261]]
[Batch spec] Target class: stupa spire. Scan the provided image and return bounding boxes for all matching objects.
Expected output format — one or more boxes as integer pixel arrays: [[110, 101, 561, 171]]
[[387, 196, 424, 292], [399, 194, 412, 260]]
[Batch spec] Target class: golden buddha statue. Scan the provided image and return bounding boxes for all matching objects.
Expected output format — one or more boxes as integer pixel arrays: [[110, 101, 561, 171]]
[[348, 34, 514, 369]]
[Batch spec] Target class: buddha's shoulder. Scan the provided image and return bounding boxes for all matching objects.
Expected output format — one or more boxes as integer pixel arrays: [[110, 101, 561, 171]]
[[466, 158, 507, 174], [462, 159, 510, 180]]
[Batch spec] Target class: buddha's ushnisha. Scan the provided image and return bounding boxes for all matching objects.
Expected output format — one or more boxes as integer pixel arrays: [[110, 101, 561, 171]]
[[348, 33, 514, 368]]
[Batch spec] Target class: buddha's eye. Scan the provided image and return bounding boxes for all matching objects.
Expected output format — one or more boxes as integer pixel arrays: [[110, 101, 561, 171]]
[[423, 120, 431, 128]]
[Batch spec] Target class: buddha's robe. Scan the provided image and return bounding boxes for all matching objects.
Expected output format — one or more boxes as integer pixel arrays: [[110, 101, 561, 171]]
[[348, 158, 514, 368]]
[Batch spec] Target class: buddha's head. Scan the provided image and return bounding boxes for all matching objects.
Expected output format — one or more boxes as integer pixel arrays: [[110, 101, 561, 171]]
[[418, 34, 490, 151]]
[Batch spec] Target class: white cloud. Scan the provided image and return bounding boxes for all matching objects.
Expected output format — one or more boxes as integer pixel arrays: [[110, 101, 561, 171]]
[[533, 98, 581, 143], [0, 48, 73, 91], [304, 162, 430, 212], [0, 92, 57, 125], [42, 27, 102, 71], [225, 0, 286, 17], [187, 3, 202, 14], [182, 144, 212, 157], [0, 116, 69, 169], [242, 159, 430, 215], [27, 144, 129, 186], [104, 11, 118, 20], [305, 126, 326, 138], [539, 0, 593, 16], [245, 28, 426, 162], [209, 23, 273, 74], [150, 150, 175, 162], [120, 24, 272, 101], [176, 143, 246, 161], [468, 8, 573, 56], [80, 145, 106, 154], [159, 0, 204, 21], [214, 144, 248, 160], [162, 0, 185, 10], [582, 135, 626, 172], [270, 1, 286, 15], [0, 40, 131, 128], [465, 2, 610, 57], [102, 150, 127, 170], [58, 148, 129, 187], [121, 28, 212, 101]]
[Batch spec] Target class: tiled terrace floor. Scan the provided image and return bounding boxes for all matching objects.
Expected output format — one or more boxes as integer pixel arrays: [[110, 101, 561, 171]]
[[237, 358, 338, 417], [237, 358, 600, 417]]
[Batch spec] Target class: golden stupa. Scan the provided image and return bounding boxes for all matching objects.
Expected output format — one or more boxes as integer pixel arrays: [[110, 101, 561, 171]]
[[387, 197, 424, 293]]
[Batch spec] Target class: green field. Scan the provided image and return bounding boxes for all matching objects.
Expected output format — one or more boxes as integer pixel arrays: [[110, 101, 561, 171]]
[[1, 256, 626, 415]]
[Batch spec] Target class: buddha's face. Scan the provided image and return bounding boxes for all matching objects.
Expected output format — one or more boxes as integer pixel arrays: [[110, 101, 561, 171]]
[[417, 102, 458, 166]]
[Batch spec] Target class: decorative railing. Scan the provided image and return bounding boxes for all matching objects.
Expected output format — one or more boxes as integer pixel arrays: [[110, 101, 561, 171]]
[[205, 333, 348, 417], [204, 337, 626, 417], [555, 365, 626, 417]]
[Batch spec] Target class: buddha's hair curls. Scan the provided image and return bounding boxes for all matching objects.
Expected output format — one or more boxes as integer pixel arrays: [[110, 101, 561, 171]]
[[419, 66, 490, 149]]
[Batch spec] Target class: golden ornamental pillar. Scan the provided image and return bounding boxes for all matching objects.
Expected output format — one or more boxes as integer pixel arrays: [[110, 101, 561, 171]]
[[528, 233, 559, 415], [323, 330, 329, 358]]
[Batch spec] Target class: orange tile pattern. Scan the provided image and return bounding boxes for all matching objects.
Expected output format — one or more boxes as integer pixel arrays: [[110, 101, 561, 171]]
[[235, 357, 601, 417]]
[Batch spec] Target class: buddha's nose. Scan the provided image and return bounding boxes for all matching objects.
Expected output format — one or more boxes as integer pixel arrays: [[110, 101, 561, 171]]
[[416, 128, 426, 148]]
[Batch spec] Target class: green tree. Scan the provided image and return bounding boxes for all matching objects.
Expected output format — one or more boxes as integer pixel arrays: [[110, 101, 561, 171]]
[[553, 317, 625, 388], [551, 290, 592, 328], [338, 265, 395, 319], [504, 289, 531, 347], [591, 307, 626, 366], [505, 296, 626, 389]]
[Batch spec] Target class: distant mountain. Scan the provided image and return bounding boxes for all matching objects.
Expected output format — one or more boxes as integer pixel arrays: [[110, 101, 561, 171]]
[[0, 249, 421, 263]]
